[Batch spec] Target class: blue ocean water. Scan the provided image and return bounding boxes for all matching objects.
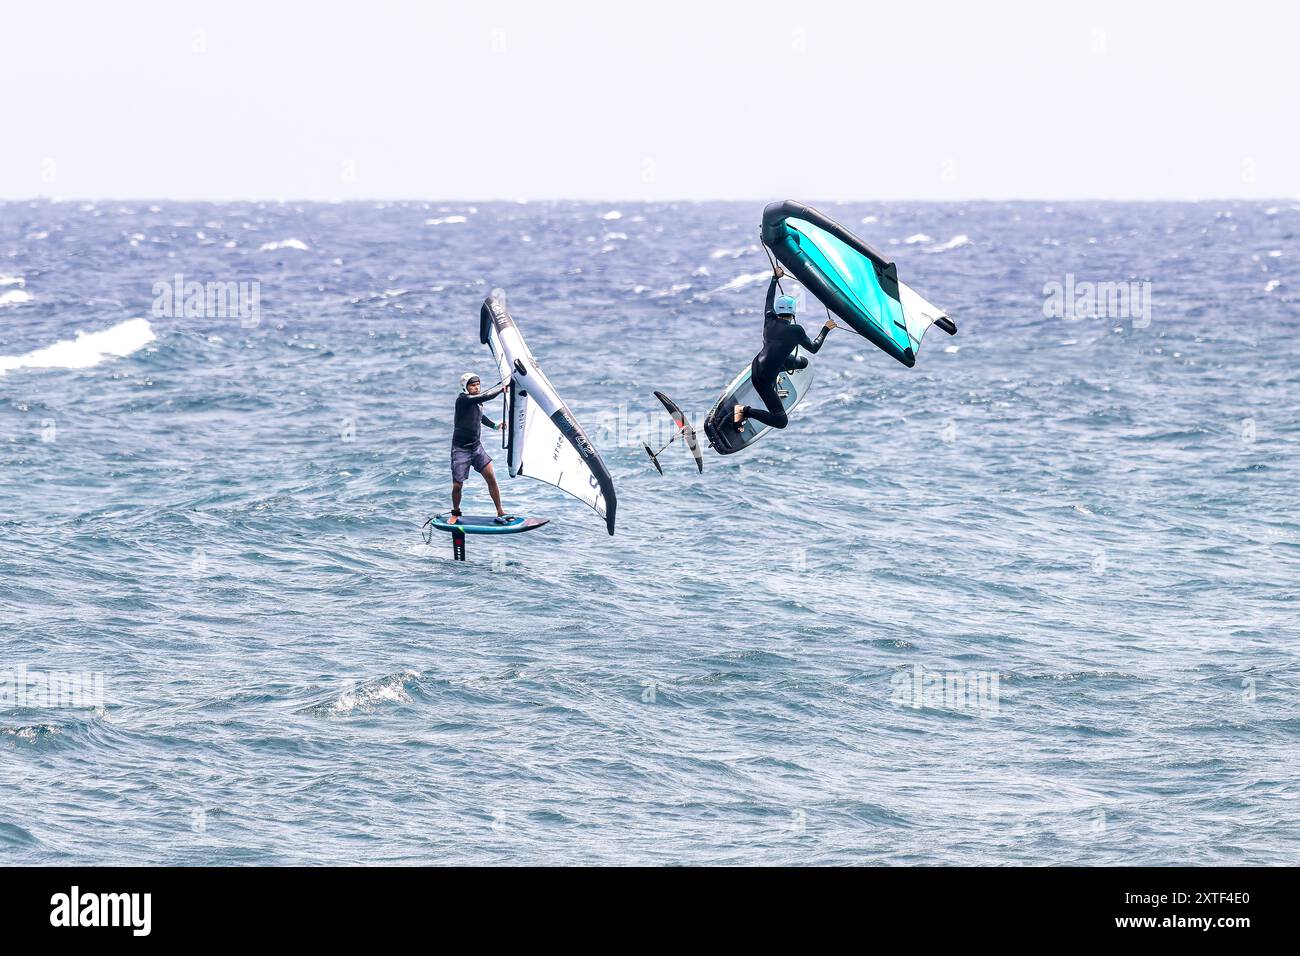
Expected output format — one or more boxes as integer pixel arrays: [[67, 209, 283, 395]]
[[1, 200, 1297, 865]]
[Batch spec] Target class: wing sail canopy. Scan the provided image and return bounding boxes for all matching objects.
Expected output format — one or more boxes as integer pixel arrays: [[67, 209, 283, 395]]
[[761, 200, 956, 367], [479, 292, 616, 534]]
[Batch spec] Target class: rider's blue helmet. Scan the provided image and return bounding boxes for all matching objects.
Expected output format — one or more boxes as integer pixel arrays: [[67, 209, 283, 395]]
[[774, 295, 798, 316]]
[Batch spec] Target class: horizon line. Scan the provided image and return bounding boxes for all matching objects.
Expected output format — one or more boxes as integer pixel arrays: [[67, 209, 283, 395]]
[[3, 195, 1298, 206]]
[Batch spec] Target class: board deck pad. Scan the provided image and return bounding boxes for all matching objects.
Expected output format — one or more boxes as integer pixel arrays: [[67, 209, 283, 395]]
[[704, 362, 814, 455]]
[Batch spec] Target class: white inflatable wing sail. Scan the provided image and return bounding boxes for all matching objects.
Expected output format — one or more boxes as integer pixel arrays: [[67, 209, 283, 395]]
[[479, 291, 617, 535]]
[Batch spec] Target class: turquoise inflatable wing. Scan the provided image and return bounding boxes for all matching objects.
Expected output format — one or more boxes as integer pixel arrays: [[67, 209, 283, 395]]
[[761, 200, 956, 367]]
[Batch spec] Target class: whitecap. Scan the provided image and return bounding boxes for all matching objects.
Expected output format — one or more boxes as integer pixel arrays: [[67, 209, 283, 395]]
[[308, 670, 420, 717], [600, 210, 622, 220], [710, 244, 758, 260], [257, 238, 310, 252], [714, 271, 769, 293], [649, 283, 692, 298], [0, 289, 33, 307], [425, 215, 467, 225], [0, 318, 156, 376], [924, 234, 972, 253]]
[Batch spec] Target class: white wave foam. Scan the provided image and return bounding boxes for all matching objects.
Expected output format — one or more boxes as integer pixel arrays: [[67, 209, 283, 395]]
[[600, 210, 622, 220], [924, 234, 972, 253], [257, 238, 310, 252], [710, 244, 758, 260], [313, 670, 419, 716], [0, 275, 24, 287], [904, 233, 932, 244], [714, 271, 769, 293], [649, 283, 692, 298], [0, 318, 155, 376], [0, 289, 33, 307], [425, 215, 467, 225]]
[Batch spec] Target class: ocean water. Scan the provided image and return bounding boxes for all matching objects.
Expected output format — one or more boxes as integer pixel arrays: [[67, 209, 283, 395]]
[[1, 199, 1297, 866]]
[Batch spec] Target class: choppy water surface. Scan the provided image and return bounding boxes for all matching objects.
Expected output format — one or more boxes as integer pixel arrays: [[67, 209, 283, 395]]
[[1, 200, 1297, 864]]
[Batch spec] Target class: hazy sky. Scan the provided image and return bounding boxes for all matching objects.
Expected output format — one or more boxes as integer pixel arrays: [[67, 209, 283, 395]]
[[4, 0, 1297, 201]]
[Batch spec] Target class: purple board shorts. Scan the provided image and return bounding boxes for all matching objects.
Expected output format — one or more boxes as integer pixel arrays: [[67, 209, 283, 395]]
[[451, 442, 492, 482]]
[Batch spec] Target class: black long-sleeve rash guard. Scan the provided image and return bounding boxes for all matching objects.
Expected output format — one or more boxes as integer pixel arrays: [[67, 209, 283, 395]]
[[752, 276, 829, 380], [452, 381, 505, 448]]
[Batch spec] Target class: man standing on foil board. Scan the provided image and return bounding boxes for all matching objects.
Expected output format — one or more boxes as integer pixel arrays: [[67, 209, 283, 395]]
[[449, 372, 514, 524]]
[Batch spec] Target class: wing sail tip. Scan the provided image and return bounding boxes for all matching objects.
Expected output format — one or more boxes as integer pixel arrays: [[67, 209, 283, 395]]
[[479, 292, 502, 345]]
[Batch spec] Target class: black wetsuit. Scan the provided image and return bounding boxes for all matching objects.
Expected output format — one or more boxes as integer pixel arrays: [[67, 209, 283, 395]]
[[742, 277, 829, 428], [453, 382, 505, 448]]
